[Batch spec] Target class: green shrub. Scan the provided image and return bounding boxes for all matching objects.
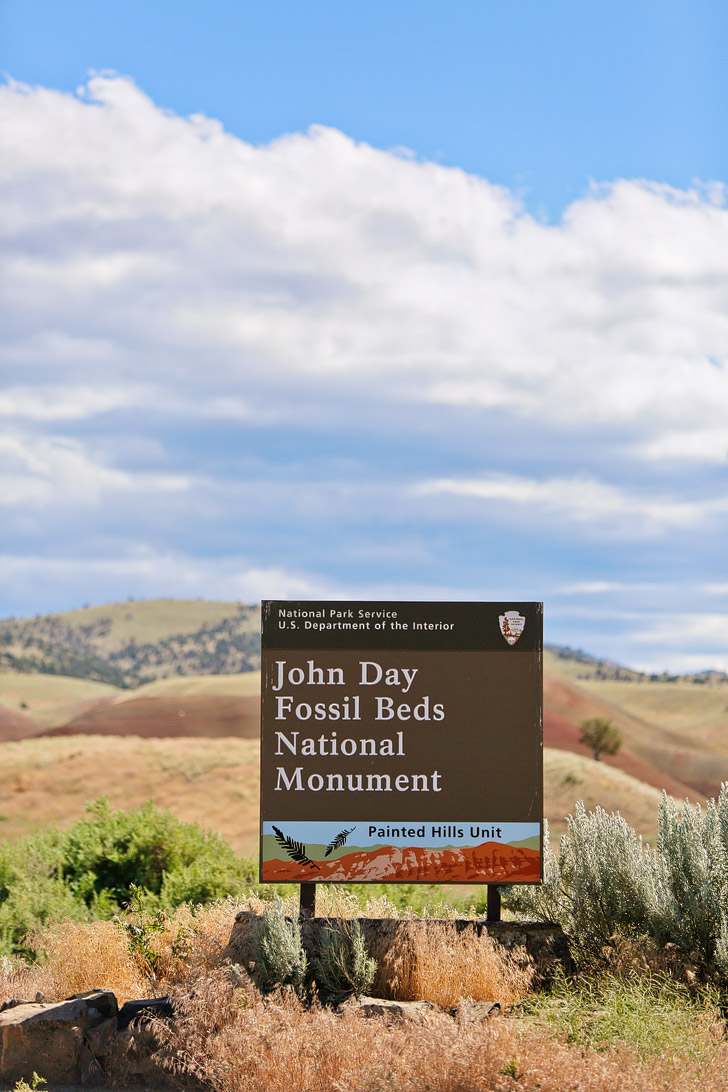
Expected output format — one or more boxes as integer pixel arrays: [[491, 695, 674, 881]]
[[59, 797, 251, 912], [0, 798, 256, 958], [312, 919, 377, 996], [650, 788, 728, 971], [250, 898, 307, 994]]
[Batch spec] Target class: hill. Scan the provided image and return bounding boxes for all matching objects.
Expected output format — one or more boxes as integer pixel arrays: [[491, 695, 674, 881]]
[[0, 737, 669, 854], [0, 599, 261, 687], [0, 671, 121, 730], [1, 599, 726, 810]]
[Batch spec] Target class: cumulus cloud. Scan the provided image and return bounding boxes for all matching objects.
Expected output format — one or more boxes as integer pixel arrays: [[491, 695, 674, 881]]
[[2, 75, 727, 452], [0, 75, 726, 668]]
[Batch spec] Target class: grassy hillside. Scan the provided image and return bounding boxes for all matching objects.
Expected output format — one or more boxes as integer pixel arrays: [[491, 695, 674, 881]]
[[543, 747, 665, 838], [0, 735, 260, 855], [545, 670, 728, 799], [565, 676, 728, 753], [545, 644, 728, 687], [0, 598, 261, 687], [0, 670, 120, 728]]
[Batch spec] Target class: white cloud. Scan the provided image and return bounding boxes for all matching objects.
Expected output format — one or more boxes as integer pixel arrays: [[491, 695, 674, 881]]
[[0, 551, 336, 607], [2, 75, 728, 462], [0, 385, 150, 420], [0, 432, 192, 507], [415, 473, 728, 536], [0, 76, 727, 668]]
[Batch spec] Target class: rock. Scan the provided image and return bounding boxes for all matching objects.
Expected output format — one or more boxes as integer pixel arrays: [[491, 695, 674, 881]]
[[0, 1001, 86, 1083], [117, 996, 172, 1031], [85, 1016, 118, 1056], [0, 1000, 34, 1013], [224, 913, 574, 994], [341, 995, 437, 1023], [452, 999, 501, 1023], [80, 1043, 104, 1086], [69, 989, 119, 1022], [0, 989, 119, 1083], [222, 909, 258, 966]]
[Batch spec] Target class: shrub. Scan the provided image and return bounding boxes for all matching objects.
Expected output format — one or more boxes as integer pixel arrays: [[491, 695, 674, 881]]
[[507, 784, 728, 971], [650, 788, 728, 972], [250, 898, 307, 994], [312, 920, 377, 996], [59, 797, 252, 913], [0, 799, 255, 958], [506, 808, 658, 956]]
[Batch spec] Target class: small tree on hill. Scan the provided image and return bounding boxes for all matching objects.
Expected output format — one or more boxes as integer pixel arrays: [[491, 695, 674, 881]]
[[579, 717, 622, 762]]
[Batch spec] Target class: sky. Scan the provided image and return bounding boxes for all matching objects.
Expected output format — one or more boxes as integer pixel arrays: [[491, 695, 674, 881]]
[[1, 0, 727, 672]]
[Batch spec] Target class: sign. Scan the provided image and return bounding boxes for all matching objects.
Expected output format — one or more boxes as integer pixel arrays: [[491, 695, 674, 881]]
[[260, 601, 543, 885]]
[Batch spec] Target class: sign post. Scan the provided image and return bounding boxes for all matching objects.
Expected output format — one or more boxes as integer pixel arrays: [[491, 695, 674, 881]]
[[260, 601, 543, 900]]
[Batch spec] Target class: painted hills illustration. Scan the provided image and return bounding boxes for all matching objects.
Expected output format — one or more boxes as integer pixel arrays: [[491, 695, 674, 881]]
[[261, 835, 541, 883]]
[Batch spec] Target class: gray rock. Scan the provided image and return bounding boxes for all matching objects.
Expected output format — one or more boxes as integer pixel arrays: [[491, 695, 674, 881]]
[[0, 1002, 86, 1083], [80, 1043, 104, 1086], [452, 999, 502, 1023]]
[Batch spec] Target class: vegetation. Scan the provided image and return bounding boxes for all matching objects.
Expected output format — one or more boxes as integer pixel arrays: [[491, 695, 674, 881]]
[[312, 919, 377, 996], [578, 715, 623, 760], [0, 799, 724, 1087], [250, 897, 308, 994], [0, 600, 261, 686], [4, 904, 725, 1091], [0, 797, 255, 958], [506, 784, 728, 973]]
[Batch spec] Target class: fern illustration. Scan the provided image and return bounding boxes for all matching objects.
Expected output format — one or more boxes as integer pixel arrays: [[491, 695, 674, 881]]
[[272, 825, 320, 871], [325, 826, 356, 858]]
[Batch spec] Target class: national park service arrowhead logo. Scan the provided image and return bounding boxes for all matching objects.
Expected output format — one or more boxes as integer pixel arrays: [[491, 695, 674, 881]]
[[499, 610, 525, 646]]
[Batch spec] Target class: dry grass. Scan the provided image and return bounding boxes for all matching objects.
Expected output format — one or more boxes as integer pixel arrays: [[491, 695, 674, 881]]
[[147, 968, 728, 1092], [372, 922, 533, 1007], [0, 900, 246, 1005], [4, 905, 728, 1092], [26, 920, 149, 1003], [0, 736, 260, 853]]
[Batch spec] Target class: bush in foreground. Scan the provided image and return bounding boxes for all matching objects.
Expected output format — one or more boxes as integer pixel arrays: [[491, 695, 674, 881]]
[[312, 919, 377, 996], [0, 798, 255, 958], [507, 783, 728, 974]]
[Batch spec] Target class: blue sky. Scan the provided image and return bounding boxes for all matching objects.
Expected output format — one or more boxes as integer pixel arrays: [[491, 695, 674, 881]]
[[1, 1, 727, 671]]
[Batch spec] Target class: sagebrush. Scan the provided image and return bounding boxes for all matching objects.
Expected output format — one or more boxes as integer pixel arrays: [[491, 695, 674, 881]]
[[312, 919, 377, 996], [507, 782, 728, 972]]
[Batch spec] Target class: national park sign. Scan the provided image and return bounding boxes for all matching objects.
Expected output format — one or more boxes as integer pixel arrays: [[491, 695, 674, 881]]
[[259, 601, 543, 885]]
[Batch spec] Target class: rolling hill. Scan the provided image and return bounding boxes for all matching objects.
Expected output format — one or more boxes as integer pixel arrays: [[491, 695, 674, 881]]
[[0, 598, 726, 850], [0, 599, 261, 687]]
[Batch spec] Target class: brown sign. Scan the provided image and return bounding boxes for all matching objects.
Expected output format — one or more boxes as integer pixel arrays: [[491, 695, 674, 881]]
[[260, 602, 542, 884]]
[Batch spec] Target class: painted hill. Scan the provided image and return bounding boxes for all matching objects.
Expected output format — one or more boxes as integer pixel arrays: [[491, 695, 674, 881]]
[[47, 692, 259, 739], [0, 737, 675, 853], [544, 670, 728, 799], [1, 598, 726, 817], [0, 702, 44, 743], [263, 840, 541, 883], [0, 671, 121, 730]]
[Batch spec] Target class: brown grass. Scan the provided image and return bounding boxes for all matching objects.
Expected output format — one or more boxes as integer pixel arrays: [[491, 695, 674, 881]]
[[147, 969, 728, 1092], [372, 922, 533, 1007], [0, 735, 260, 853], [4, 907, 728, 1092]]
